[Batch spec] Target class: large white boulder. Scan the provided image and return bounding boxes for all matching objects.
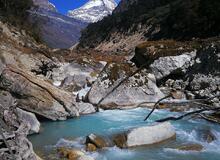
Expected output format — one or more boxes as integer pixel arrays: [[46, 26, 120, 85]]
[[126, 122, 176, 147], [88, 63, 164, 109], [150, 52, 196, 80]]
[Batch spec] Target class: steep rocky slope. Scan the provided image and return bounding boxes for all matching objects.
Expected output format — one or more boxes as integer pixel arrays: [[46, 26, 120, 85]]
[[28, 8, 88, 48], [79, 0, 220, 53], [28, 0, 88, 49]]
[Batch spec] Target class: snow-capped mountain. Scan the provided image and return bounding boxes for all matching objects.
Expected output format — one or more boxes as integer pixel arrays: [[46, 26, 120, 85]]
[[67, 0, 117, 23]]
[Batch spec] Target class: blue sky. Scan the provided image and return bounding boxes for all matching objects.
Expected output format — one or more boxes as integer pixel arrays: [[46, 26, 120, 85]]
[[49, 0, 121, 15]]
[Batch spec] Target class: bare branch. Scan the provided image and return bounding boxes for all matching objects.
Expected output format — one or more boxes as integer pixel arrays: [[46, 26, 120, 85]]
[[143, 95, 171, 121], [155, 107, 220, 123], [199, 113, 220, 124], [141, 94, 220, 121]]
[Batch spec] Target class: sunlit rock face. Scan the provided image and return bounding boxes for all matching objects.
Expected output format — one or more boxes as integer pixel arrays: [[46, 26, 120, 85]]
[[87, 63, 164, 109], [67, 0, 117, 23]]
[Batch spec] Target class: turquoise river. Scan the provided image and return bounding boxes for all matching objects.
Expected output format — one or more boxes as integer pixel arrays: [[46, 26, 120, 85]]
[[29, 108, 220, 160]]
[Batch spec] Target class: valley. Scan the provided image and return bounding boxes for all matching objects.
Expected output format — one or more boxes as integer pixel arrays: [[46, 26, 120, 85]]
[[0, 0, 219, 160]]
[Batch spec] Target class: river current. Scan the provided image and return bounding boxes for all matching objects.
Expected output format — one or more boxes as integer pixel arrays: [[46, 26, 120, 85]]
[[29, 108, 220, 160]]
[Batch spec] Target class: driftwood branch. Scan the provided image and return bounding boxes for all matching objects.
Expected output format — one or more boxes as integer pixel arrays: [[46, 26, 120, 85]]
[[155, 107, 220, 123], [143, 94, 220, 122], [199, 113, 220, 124], [143, 95, 171, 121]]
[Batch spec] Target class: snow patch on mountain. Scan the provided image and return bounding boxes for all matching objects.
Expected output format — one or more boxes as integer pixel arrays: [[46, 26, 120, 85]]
[[67, 0, 117, 23]]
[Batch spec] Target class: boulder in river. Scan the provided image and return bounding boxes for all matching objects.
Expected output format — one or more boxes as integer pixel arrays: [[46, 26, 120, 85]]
[[174, 143, 203, 152], [87, 63, 164, 109], [86, 143, 97, 152], [86, 134, 108, 149], [57, 147, 85, 160], [114, 122, 176, 148], [198, 128, 217, 143]]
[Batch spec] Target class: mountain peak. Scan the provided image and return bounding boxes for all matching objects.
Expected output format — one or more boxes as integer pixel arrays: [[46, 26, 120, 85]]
[[67, 0, 117, 23]]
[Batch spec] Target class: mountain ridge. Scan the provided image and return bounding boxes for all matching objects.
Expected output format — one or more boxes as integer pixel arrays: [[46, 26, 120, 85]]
[[79, 0, 220, 53], [67, 0, 117, 23]]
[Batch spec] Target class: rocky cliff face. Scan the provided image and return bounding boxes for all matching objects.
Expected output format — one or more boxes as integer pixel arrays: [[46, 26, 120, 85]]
[[68, 0, 117, 23], [0, 21, 97, 121], [79, 0, 220, 53], [113, 0, 137, 13], [32, 0, 56, 11]]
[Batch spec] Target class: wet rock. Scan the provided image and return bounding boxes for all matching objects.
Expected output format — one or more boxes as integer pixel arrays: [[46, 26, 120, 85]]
[[86, 143, 97, 152], [113, 133, 127, 148], [88, 63, 164, 109], [16, 108, 40, 134], [113, 122, 176, 148], [58, 147, 85, 160], [86, 134, 108, 148], [199, 129, 217, 143], [126, 122, 176, 147], [175, 144, 203, 152]]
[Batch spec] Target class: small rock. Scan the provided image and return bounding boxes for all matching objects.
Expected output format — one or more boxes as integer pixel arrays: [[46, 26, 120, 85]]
[[86, 143, 97, 152], [86, 134, 107, 148], [58, 147, 85, 160], [175, 144, 203, 152], [199, 129, 217, 143], [113, 133, 127, 148]]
